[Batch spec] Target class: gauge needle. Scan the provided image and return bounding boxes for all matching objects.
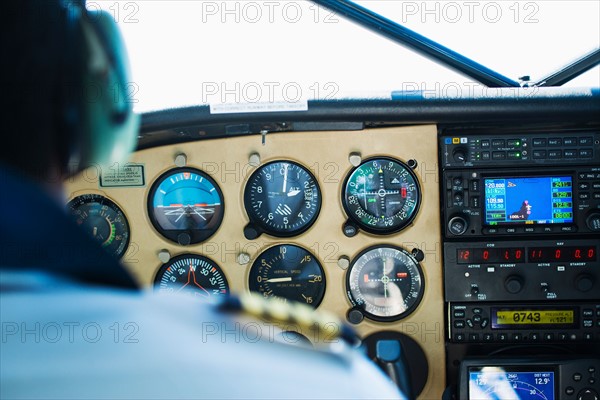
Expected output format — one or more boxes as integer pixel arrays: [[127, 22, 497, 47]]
[[178, 265, 210, 296], [382, 257, 394, 298], [265, 277, 292, 283], [363, 177, 368, 209], [282, 163, 288, 194]]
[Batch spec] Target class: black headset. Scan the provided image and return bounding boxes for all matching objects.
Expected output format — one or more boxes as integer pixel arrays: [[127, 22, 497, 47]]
[[58, 0, 139, 174]]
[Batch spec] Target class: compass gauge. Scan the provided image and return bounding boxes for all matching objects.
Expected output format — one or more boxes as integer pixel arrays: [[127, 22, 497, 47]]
[[154, 254, 229, 300]]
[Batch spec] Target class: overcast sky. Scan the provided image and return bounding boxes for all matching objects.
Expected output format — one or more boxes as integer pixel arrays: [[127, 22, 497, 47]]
[[92, 0, 600, 111]]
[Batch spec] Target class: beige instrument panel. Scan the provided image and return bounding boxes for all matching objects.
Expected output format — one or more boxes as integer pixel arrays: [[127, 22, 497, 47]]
[[65, 125, 445, 399]]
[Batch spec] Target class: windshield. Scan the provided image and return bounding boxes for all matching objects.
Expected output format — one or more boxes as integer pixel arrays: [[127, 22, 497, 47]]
[[100, 0, 600, 112]]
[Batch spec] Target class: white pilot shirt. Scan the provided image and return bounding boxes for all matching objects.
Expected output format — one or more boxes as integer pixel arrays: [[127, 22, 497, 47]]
[[0, 270, 405, 400]]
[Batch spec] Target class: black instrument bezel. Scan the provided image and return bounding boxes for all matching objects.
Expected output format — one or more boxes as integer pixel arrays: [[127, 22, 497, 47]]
[[147, 167, 225, 245]]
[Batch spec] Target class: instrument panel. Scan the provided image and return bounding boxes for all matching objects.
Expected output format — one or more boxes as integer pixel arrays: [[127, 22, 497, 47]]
[[64, 125, 445, 399]]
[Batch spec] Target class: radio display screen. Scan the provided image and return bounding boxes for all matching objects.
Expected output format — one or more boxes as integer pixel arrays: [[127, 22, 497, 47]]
[[484, 176, 573, 225], [469, 367, 555, 400], [491, 307, 577, 329]]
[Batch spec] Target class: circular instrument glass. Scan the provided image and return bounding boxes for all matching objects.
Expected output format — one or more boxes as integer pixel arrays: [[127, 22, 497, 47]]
[[346, 245, 424, 321], [67, 194, 130, 258], [244, 160, 321, 237], [342, 157, 420, 234], [154, 254, 229, 300], [249, 245, 326, 308], [148, 168, 224, 245]]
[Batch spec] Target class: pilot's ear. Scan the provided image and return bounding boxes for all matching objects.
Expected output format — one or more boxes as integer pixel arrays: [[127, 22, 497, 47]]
[[58, 1, 140, 176]]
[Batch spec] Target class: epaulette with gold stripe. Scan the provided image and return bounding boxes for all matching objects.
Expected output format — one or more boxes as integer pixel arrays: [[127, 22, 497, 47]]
[[218, 292, 360, 347]]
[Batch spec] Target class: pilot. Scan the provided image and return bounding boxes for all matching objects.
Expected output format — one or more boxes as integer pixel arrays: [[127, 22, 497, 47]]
[[0, 1, 404, 399]]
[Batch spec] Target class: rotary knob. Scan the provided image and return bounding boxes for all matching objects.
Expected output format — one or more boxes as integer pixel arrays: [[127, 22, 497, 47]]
[[577, 388, 599, 400], [448, 216, 468, 236], [575, 274, 595, 292], [452, 147, 468, 163], [586, 212, 600, 231], [505, 275, 524, 294]]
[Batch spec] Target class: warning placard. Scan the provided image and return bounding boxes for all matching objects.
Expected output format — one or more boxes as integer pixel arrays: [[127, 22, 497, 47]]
[[100, 164, 145, 188]]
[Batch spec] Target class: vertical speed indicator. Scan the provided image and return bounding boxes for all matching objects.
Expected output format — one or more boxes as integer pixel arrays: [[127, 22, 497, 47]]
[[243, 161, 321, 239], [342, 157, 421, 235], [248, 245, 326, 308]]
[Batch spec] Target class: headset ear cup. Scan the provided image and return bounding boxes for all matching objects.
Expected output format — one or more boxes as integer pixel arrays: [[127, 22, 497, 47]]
[[78, 10, 139, 171]]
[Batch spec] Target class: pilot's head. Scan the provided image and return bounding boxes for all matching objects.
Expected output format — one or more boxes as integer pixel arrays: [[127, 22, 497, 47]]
[[1, 0, 139, 188]]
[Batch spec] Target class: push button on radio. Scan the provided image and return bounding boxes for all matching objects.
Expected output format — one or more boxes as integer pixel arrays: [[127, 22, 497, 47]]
[[454, 320, 466, 329], [548, 138, 562, 146]]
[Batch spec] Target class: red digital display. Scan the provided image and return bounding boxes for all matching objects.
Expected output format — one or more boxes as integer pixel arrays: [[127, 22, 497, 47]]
[[457, 248, 526, 264], [457, 246, 597, 264], [529, 246, 596, 263]]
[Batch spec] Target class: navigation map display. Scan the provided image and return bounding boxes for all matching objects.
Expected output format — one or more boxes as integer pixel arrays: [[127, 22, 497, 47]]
[[484, 176, 573, 225], [469, 367, 555, 400]]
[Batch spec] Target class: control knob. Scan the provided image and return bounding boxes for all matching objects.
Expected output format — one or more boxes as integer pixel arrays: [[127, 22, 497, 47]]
[[452, 147, 468, 163], [577, 388, 599, 400], [586, 212, 600, 231], [448, 216, 468, 235], [504, 275, 524, 294], [575, 274, 595, 292]]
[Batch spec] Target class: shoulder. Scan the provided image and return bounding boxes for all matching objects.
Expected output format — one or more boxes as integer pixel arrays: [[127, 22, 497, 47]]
[[1, 272, 404, 399]]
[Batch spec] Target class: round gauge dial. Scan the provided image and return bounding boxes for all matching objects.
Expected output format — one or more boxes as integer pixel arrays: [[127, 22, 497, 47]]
[[148, 168, 224, 245], [346, 245, 424, 322], [342, 157, 420, 234], [154, 254, 229, 300], [244, 161, 321, 238], [249, 245, 326, 308], [67, 194, 130, 258]]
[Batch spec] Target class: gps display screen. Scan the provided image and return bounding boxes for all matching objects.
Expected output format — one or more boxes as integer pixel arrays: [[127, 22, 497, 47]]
[[484, 176, 573, 225], [469, 367, 555, 400]]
